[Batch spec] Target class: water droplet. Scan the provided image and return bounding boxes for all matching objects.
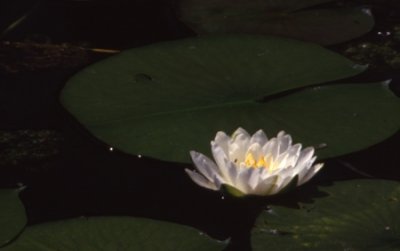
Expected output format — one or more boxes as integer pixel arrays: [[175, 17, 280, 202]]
[[109, 147, 114, 152], [269, 229, 279, 235], [137, 154, 142, 158], [221, 195, 225, 200], [266, 208, 274, 214], [377, 31, 391, 37], [17, 183, 26, 191], [316, 143, 327, 149], [385, 226, 391, 231], [265, 207, 278, 216], [352, 64, 368, 71], [361, 8, 372, 16], [360, 43, 369, 49], [215, 238, 230, 244], [381, 79, 392, 88], [198, 232, 205, 236]]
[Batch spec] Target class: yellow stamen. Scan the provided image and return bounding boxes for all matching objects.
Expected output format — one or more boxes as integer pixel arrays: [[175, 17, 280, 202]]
[[256, 157, 266, 168], [245, 153, 256, 167], [244, 153, 271, 169]]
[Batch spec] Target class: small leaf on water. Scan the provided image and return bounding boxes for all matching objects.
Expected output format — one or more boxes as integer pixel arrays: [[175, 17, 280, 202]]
[[0, 189, 27, 247]]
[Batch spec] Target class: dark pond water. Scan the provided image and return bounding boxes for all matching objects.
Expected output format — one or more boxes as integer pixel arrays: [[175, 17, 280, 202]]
[[1, 0, 400, 250]]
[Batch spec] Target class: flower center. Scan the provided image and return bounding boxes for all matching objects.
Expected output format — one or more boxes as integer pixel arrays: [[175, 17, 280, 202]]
[[244, 153, 268, 169]]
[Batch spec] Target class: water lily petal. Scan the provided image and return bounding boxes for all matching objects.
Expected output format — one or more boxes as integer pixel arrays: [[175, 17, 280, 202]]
[[285, 143, 302, 167], [231, 127, 251, 141], [211, 142, 230, 179], [248, 168, 263, 190], [260, 164, 272, 179], [296, 147, 315, 168], [277, 131, 292, 154], [214, 131, 230, 155], [229, 129, 250, 161], [235, 168, 254, 193], [212, 173, 224, 189], [253, 175, 278, 195], [225, 160, 238, 186], [228, 142, 246, 164], [297, 156, 317, 184], [190, 151, 219, 181], [262, 138, 279, 160], [274, 167, 296, 190], [230, 128, 250, 147], [275, 152, 290, 170], [250, 129, 268, 145], [298, 163, 324, 185], [185, 169, 218, 190]]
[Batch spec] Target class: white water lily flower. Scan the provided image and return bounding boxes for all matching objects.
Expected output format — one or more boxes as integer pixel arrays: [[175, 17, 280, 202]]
[[185, 128, 323, 196]]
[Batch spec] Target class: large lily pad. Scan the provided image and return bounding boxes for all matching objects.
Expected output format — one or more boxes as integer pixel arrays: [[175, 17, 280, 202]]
[[178, 0, 374, 45], [61, 35, 400, 163], [252, 179, 400, 250], [2, 217, 225, 251], [0, 189, 27, 247]]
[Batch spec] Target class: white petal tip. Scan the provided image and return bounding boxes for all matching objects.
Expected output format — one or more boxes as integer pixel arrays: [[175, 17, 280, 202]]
[[298, 163, 324, 185], [232, 127, 248, 136], [314, 163, 324, 172], [189, 150, 199, 159], [278, 130, 286, 136], [215, 131, 228, 138], [255, 129, 264, 134]]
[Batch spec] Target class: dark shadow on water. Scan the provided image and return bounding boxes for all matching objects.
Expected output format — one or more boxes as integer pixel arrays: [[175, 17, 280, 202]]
[[10, 111, 331, 251], [14, 120, 256, 249]]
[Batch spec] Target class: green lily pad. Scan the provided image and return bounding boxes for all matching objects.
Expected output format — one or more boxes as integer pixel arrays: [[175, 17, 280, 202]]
[[178, 0, 374, 45], [2, 217, 225, 251], [0, 189, 27, 247], [61, 35, 400, 163], [252, 179, 400, 251]]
